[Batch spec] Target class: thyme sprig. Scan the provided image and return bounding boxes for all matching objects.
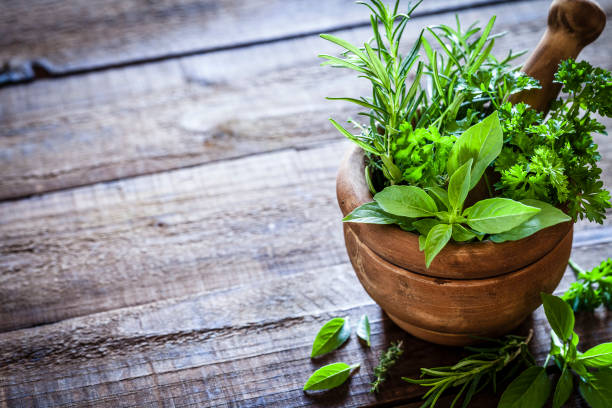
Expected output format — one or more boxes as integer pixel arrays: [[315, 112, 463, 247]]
[[371, 340, 404, 393], [403, 331, 534, 408]]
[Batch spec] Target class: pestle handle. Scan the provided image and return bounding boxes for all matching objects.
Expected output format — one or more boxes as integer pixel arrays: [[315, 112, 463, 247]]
[[510, 0, 606, 114]]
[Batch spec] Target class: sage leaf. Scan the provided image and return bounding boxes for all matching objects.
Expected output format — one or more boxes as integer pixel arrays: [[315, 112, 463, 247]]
[[578, 343, 612, 368], [541, 293, 574, 342], [343, 202, 411, 225], [464, 198, 540, 234], [303, 362, 360, 391], [424, 223, 452, 267], [448, 158, 473, 213], [426, 186, 450, 210], [447, 111, 503, 189], [374, 185, 437, 218], [357, 314, 371, 346], [311, 317, 351, 358], [490, 199, 571, 243], [498, 366, 551, 408], [552, 367, 573, 408], [578, 368, 612, 408]]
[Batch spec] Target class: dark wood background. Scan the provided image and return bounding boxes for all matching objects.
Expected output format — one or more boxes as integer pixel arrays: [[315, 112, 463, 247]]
[[0, 0, 610, 406]]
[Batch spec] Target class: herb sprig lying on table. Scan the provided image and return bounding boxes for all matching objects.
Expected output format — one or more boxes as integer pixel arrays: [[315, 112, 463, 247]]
[[371, 340, 404, 393]]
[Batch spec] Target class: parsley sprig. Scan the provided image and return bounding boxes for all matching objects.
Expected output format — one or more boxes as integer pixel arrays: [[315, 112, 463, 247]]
[[563, 258, 612, 312]]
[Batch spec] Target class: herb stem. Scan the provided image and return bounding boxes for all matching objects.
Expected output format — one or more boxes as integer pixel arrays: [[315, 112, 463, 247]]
[[568, 259, 585, 279]]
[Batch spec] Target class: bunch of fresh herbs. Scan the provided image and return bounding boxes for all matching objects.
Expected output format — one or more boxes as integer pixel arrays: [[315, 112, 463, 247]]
[[321, 0, 610, 266]]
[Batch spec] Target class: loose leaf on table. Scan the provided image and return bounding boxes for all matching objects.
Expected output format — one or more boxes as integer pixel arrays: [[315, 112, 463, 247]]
[[311, 317, 351, 358], [464, 198, 540, 234], [303, 362, 360, 391], [448, 158, 473, 213], [374, 185, 437, 218], [578, 343, 612, 368], [552, 367, 573, 408], [541, 293, 575, 342], [490, 199, 571, 243], [424, 223, 452, 267], [578, 368, 612, 408], [357, 314, 371, 346], [447, 111, 503, 189], [498, 366, 551, 408]]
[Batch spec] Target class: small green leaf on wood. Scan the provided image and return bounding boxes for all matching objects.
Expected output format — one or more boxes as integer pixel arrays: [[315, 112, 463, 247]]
[[311, 317, 351, 358], [552, 367, 573, 408], [498, 366, 551, 408], [357, 314, 371, 346], [541, 293, 575, 342], [303, 362, 360, 391]]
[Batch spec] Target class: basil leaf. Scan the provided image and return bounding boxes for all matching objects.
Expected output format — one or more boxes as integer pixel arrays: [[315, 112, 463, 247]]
[[490, 199, 571, 243], [447, 111, 503, 189], [578, 343, 612, 368], [498, 366, 551, 408], [464, 198, 540, 234], [303, 362, 360, 391], [552, 367, 573, 408], [448, 158, 473, 213], [426, 186, 450, 210], [578, 368, 612, 408], [343, 202, 412, 225], [418, 235, 426, 251], [374, 185, 437, 218], [541, 293, 575, 342], [452, 224, 477, 242], [424, 224, 452, 267], [413, 218, 441, 236], [311, 317, 351, 358], [356, 314, 371, 347]]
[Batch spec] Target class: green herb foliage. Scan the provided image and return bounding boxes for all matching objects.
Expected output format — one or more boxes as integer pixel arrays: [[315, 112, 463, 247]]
[[344, 113, 569, 266], [303, 362, 360, 391], [357, 314, 371, 347], [371, 340, 403, 393], [563, 258, 612, 312], [311, 317, 351, 358], [403, 333, 534, 408], [495, 60, 611, 223]]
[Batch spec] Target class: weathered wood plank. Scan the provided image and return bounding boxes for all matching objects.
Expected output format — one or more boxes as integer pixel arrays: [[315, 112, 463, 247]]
[[0, 243, 609, 407], [2, 0, 611, 199], [0, 0, 515, 84]]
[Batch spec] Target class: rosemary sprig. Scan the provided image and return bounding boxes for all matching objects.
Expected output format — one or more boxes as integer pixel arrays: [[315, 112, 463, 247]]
[[371, 340, 404, 393], [403, 331, 534, 408]]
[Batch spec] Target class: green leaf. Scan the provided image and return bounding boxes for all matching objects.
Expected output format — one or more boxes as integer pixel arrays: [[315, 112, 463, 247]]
[[578, 368, 612, 408], [413, 218, 441, 236], [329, 118, 379, 154], [552, 367, 573, 408], [424, 224, 452, 267], [343, 202, 412, 226], [447, 111, 503, 189], [320, 33, 368, 63], [311, 317, 351, 358], [374, 185, 438, 218], [426, 187, 450, 210], [490, 199, 571, 243], [303, 362, 360, 391], [541, 293, 575, 342], [356, 314, 371, 347], [464, 198, 540, 234], [448, 158, 473, 213], [578, 343, 612, 368], [498, 366, 551, 408], [452, 224, 477, 242], [418, 235, 426, 251]]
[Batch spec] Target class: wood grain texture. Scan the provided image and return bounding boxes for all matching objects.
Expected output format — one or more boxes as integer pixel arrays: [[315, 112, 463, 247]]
[[0, 0, 513, 83], [0, 244, 610, 407], [1, 0, 611, 199]]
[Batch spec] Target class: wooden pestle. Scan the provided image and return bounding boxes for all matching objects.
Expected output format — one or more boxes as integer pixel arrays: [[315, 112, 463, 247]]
[[510, 0, 606, 114]]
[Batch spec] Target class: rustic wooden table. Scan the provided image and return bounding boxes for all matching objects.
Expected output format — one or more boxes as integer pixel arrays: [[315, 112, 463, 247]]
[[1, 0, 611, 406]]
